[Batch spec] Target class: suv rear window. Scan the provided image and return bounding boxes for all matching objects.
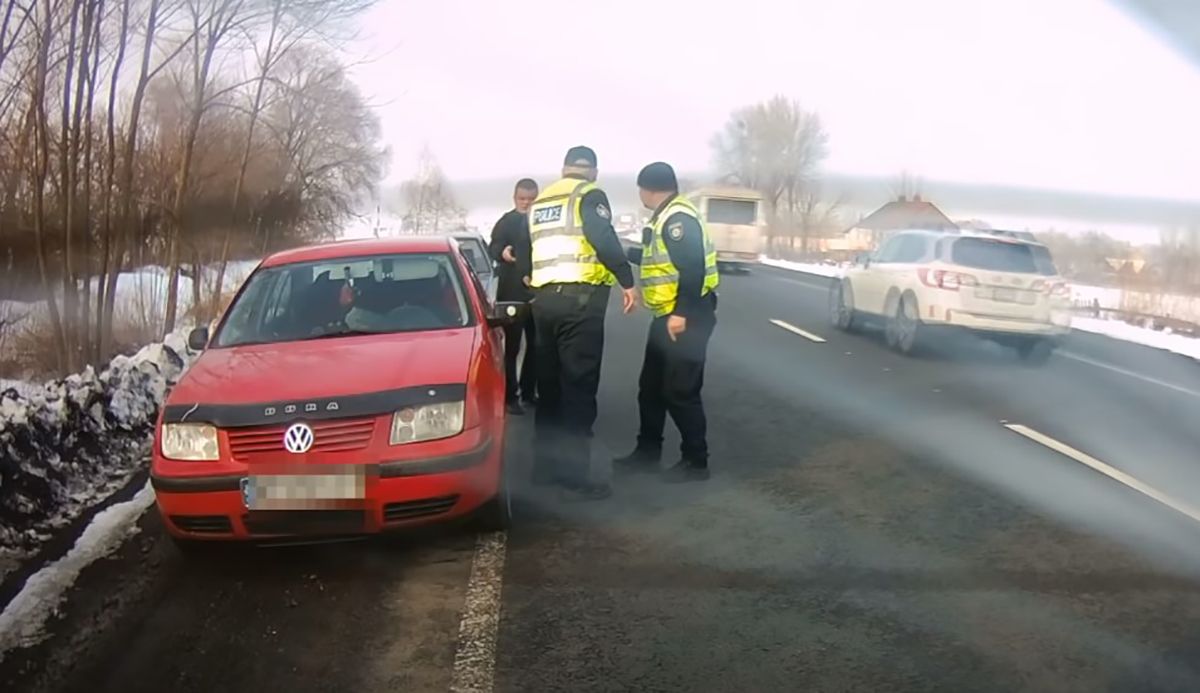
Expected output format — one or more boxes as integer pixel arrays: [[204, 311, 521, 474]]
[[214, 253, 471, 347], [705, 198, 757, 225], [950, 238, 1058, 276]]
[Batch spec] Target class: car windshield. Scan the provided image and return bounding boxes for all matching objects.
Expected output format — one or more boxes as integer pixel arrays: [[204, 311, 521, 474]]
[[950, 237, 1058, 276], [705, 198, 757, 224], [213, 253, 470, 347]]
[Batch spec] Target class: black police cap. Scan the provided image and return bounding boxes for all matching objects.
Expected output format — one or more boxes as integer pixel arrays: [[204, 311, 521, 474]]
[[564, 146, 597, 168], [636, 162, 678, 192]]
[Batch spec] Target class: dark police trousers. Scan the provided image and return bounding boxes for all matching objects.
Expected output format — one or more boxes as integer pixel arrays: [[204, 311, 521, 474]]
[[503, 311, 537, 402], [531, 283, 610, 484], [637, 295, 717, 465]]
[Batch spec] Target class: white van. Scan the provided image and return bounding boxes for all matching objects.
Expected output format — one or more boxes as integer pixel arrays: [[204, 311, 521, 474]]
[[686, 186, 766, 273]]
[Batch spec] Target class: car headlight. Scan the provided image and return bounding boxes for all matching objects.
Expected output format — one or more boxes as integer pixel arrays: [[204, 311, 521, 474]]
[[390, 401, 464, 445], [160, 423, 220, 461]]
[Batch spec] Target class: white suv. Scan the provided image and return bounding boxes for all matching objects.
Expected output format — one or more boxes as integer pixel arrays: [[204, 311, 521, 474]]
[[829, 229, 1072, 363]]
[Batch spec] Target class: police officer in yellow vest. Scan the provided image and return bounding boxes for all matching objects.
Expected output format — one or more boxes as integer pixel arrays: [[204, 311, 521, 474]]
[[614, 162, 719, 482], [528, 146, 639, 500]]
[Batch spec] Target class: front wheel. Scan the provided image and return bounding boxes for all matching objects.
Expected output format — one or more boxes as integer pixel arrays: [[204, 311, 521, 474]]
[[887, 293, 923, 356], [1016, 338, 1055, 366], [830, 281, 857, 331], [475, 449, 512, 532]]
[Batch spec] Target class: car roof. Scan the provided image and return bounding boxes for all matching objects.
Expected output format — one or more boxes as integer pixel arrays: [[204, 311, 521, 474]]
[[894, 228, 1046, 247], [262, 237, 456, 268]]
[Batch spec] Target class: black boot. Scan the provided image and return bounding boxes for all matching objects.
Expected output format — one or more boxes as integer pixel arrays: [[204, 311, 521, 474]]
[[661, 459, 709, 483], [612, 446, 662, 474]]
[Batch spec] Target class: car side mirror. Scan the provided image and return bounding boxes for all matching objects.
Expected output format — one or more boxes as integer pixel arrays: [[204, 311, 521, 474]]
[[487, 301, 526, 328], [187, 326, 209, 351]]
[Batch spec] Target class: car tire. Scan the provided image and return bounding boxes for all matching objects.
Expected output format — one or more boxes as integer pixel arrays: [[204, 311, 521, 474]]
[[888, 292, 923, 356], [475, 453, 512, 532], [830, 281, 857, 332], [1017, 338, 1055, 366], [476, 487, 512, 532]]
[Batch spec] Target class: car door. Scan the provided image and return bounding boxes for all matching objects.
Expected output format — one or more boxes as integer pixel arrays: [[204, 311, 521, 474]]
[[853, 235, 903, 315], [456, 236, 497, 303]]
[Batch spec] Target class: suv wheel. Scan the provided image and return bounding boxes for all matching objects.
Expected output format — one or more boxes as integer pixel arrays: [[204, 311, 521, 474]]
[[1017, 338, 1055, 366], [887, 292, 923, 355], [829, 281, 857, 331]]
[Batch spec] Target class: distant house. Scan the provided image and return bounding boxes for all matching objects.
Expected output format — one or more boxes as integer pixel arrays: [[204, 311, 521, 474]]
[[843, 196, 958, 250]]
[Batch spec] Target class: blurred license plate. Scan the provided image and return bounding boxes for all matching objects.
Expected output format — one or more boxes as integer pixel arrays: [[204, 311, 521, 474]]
[[993, 287, 1018, 302], [241, 471, 365, 510]]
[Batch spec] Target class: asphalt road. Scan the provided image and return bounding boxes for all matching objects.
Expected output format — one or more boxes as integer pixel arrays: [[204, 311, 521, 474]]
[[6, 265, 1200, 692]]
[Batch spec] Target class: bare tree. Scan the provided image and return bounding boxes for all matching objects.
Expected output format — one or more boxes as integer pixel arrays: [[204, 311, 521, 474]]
[[210, 0, 372, 318], [399, 146, 462, 235], [0, 0, 383, 377], [711, 95, 829, 253]]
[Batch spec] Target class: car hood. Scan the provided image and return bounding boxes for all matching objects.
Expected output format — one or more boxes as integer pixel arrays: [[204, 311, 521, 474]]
[[169, 329, 478, 405]]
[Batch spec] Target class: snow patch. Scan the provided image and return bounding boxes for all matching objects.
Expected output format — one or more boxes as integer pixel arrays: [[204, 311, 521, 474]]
[[1071, 316, 1200, 362], [0, 483, 155, 660], [759, 257, 845, 278], [0, 329, 194, 562]]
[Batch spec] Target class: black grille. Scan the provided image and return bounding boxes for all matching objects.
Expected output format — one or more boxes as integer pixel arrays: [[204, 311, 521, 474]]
[[242, 510, 367, 536], [170, 515, 233, 534], [383, 495, 459, 523]]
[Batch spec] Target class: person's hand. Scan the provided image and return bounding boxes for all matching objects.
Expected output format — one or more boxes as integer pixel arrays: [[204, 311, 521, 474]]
[[522, 276, 531, 287], [667, 315, 687, 341], [501, 246, 516, 263], [621, 287, 638, 315]]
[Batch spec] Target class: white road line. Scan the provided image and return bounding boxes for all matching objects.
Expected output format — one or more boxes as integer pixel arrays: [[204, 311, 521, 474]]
[[769, 319, 827, 343], [449, 531, 508, 693], [1004, 423, 1200, 524], [1058, 350, 1200, 400]]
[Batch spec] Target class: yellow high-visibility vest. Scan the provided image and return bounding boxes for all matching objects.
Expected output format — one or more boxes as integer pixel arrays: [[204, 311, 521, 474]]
[[528, 177, 616, 288], [641, 196, 719, 317]]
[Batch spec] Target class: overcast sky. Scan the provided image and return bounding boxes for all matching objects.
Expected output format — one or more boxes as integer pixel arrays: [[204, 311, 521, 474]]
[[343, 0, 1200, 205]]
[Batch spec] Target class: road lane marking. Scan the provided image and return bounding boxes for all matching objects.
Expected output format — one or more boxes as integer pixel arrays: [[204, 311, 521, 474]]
[[769, 319, 826, 343], [1004, 423, 1200, 524], [449, 531, 508, 693], [1058, 350, 1200, 400]]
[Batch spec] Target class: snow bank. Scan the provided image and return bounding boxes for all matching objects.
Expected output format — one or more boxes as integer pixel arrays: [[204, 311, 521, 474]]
[[0, 482, 155, 659], [759, 257, 845, 278], [1072, 316, 1200, 361], [0, 330, 195, 557]]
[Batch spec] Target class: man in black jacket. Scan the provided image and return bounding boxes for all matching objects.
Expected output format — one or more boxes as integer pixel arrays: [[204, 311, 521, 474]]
[[488, 178, 539, 414]]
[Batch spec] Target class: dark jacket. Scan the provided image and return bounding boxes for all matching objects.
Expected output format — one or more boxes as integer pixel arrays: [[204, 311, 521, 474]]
[[488, 210, 533, 301]]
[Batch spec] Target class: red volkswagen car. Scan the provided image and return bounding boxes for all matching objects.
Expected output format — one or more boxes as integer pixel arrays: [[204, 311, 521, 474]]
[[151, 237, 522, 548]]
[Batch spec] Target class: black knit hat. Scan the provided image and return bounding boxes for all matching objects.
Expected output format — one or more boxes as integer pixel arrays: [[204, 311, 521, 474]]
[[563, 146, 597, 168], [636, 162, 678, 192]]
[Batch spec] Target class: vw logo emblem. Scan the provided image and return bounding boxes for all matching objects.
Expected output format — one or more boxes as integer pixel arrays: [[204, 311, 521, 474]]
[[283, 423, 314, 454]]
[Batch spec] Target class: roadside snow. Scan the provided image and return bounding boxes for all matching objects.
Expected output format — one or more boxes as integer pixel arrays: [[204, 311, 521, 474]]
[[759, 257, 845, 278], [1072, 317, 1200, 361], [0, 330, 195, 562], [0, 482, 154, 660]]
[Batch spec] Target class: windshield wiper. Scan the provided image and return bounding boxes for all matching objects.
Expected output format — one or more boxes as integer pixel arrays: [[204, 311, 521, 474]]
[[296, 329, 380, 341]]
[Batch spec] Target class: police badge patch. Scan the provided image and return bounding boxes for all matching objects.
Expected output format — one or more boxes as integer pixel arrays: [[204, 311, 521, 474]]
[[668, 222, 684, 240], [596, 204, 611, 220]]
